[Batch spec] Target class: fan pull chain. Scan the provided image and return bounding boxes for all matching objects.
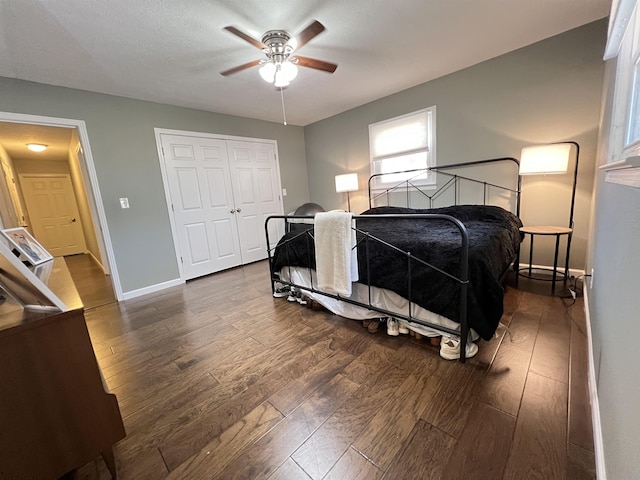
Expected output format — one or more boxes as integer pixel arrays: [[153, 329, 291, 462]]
[[280, 86, 287, 126]]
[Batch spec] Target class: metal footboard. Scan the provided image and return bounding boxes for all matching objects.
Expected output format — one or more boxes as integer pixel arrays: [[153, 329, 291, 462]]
[[265, 213, 471, 362]]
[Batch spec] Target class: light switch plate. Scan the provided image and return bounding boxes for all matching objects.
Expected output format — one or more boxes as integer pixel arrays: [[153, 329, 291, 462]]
[[119, 197, 130, 209]]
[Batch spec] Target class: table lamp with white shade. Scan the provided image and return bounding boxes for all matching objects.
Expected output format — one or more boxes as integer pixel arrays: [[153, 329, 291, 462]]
[[335, 173, 359, 212]]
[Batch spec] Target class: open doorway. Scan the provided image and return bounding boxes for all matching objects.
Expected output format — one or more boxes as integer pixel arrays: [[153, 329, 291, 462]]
[[0, 112, 122, 305]]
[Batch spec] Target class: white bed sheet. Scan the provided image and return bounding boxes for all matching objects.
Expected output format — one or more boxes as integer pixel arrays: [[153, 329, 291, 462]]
[[278, 267, 479, 340]]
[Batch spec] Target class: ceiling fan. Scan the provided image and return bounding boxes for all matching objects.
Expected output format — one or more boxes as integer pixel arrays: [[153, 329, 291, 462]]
[[220, 20, 338, 87]]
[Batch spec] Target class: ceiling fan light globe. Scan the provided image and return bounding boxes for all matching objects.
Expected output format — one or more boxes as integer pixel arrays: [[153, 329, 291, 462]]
[[273, 71, 290, 87], [280, 61, 298, 82], [259, 63, 276, 83]]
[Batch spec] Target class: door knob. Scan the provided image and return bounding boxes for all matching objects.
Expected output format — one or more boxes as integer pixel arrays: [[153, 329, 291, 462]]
[[71, 218, 77, 222], [236, 208, 242, 213], [230, 209, 236, 214]]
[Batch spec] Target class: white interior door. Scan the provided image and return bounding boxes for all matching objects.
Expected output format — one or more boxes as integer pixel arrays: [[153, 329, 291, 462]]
[[19, 174, 87, 257], [160, 134, 242, 280], [227, 140, 284, 263]]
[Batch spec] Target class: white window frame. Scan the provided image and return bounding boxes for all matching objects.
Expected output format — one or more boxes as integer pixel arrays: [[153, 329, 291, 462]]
[[368, 106, 436, 191], [602, 0, 640, 186], [610, 3, 640, 160]]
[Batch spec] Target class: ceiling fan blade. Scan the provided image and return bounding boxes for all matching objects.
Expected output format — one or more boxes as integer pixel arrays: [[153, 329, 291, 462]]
[[294, 56, 337, 73], [224, 26, 266, 50], [220, 59, 261, 76], [294, 20, 325, 50]]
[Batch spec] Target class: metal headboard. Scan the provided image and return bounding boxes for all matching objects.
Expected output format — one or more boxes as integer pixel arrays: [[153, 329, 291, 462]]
[[368, 157, 521, 217]]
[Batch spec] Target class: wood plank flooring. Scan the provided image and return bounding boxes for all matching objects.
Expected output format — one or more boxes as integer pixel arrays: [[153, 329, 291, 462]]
[[69, 260, 596, 479], [64, 254, 116, 309]]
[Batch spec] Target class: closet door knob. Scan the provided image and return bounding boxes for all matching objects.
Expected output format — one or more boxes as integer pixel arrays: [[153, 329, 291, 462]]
[[236, 208, 242, 213], [230, 209, 236, 214]]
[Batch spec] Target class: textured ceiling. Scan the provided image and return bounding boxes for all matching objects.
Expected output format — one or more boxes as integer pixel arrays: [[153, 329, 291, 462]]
[[0, 122, 72, 161], [0, 0, 611, 126]]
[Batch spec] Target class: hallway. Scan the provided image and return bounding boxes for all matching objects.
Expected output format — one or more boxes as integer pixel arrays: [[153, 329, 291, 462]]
[[64, 254, 116, 310]]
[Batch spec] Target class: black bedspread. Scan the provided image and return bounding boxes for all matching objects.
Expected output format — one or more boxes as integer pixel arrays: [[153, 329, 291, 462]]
[[271, 205, 523, 340]]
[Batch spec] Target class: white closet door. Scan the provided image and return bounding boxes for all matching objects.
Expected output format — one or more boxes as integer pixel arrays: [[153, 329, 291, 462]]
[[161, 134, 241, 279], [227, 140, 284, 264]]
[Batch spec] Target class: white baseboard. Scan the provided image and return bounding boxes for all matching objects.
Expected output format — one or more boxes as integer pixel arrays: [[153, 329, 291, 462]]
[[583, 286, 607, 479], [86, 250, 107, 274], [121, 277, 185, 300]]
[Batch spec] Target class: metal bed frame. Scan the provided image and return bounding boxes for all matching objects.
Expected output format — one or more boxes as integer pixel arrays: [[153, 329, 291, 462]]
[[265, 157, 521, 362]]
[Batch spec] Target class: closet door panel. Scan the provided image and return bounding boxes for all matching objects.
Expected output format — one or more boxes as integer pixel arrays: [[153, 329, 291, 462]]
[[212, 219, 237, 258], [234, 168, 257, 206], [175, 168, 202, 210], [254, 163, 285, 252], [184, 222, 211, 264], [161, 134, 242, 279], [227, 140, 283, 264], [205, 168, 230, 207], [237, 214, 262, 255]]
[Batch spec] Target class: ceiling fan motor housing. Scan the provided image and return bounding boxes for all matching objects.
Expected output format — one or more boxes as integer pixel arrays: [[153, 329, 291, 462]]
[[261, 30, 295, 62]]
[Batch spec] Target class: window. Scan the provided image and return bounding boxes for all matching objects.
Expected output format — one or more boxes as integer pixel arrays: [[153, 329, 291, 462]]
[[369, 106, 436, 190], [602, 0, 640, 186], [609, 0, 640, 161], [625, 50, 640, 147]]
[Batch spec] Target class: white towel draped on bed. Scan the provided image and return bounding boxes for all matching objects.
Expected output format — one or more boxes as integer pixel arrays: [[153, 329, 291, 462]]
[[314, 211, 359, 296]]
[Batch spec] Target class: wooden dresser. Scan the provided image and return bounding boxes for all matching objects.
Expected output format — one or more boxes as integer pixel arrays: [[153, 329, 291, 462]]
[[0, 258, 125, 479]]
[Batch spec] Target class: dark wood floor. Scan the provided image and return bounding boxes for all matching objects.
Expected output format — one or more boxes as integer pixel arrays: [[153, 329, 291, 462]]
[[69, 259, 596, 480]]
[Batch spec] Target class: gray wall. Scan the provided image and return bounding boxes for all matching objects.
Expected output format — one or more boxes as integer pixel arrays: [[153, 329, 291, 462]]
[[0, 77, 309, 293], [304, 20, 607, 270], [588, 58, 640, 478]]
